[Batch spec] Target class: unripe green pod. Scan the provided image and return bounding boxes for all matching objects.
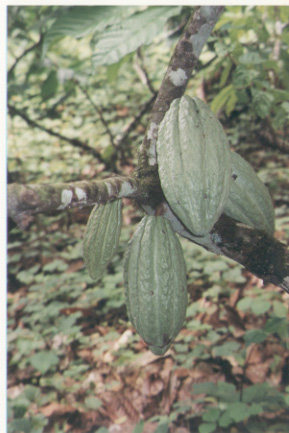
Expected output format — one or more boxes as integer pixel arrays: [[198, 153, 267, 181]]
[[83, 200, 122, 281], [224, 152, 275, 235], [156, 95, 232, 236], [123, 216, 187, 356]]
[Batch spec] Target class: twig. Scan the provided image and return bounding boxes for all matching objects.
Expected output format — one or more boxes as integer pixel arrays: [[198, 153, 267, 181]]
[[115, 95, 156, 147], [134, 47, 157, 95], [76, 82, 116, 148], [8, 104, 104, 162], [8, 36, 43, 77]]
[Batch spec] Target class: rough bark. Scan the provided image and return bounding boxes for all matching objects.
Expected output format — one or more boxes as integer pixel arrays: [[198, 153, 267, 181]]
[[8, 176, 140, 229]]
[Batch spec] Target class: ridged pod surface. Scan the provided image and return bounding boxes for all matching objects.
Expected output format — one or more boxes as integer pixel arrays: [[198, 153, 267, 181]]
[[83, 200, 122, 281], [123, 216, 187, 356], [156, 95, 232, 236], [224, 152, 275, 235]]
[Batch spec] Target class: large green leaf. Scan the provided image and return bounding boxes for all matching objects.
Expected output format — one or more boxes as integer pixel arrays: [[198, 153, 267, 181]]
[[43, 6, 136, 52], [28, 351, 59, 374], [91, 6, 182, 67], [210, 84, 237, 115]]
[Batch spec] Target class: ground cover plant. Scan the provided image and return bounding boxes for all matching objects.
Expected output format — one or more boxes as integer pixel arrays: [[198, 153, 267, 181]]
[[7, 5, 289, 433]]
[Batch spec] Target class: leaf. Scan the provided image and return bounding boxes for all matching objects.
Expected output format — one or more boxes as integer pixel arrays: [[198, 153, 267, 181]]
[[133, 421, 144, 433], [192, 382, 217, 396], [43, 6, 136, 52], [239, 51, 263, 64], [202, 407, 220, 422], [244, 329, 267, 346], [92, 6, 181, 67], [210, 84, 235, 114], [242, 383, 269, 403], [29, 351, 59, 374], [251, 299, 271, 316], [227, 402, 249, 423], [219, 60, 233, 88], [153, 422, 169, 433], [41, 70, 59, 101], [264, 317, 288, 336], [199, 423, 217, 433], [218, 411, 232, 428], [252, 89, 274, 118], [84, 396, 102, 410], [42, 259, 68, 272], [212, 341, 241, 357], [232, 65, 259, 89]]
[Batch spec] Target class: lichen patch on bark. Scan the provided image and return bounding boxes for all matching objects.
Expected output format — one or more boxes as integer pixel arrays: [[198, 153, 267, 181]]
[[57, 189, 73, 210]]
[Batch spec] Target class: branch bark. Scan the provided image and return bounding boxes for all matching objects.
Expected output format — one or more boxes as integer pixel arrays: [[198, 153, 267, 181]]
[[8, 176, 140, 229]]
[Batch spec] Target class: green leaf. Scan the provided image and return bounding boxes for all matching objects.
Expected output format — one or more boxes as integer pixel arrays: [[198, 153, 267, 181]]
[[133, 420, 144, 433], [237, 296, 253, 311], [212, 341, 241, 357], [252, 90, 274, 118], [232, 65, 259, 89], [247, 403, 263, 416], [239, 51, 263, 64], [192, 382, 217, 396], [84, 396, 102, 410], [199, 422, 217, 433], [242, 383, 269, 403], [251, 299, 271, 316], [219, 60, 233, 88], [43, 6, 136, 52], [92, 6, 181, 67], [216, 382, 238, 402], [202, 407, 220, 422], [210, 84, 236, 114], [41, 70, 59, 101], [42, 259, 68, 272], [28, 351, 59, 374], [244, 329, 267, 346], [227, 402, 249, 422], [17, 270, 35, 285], [264, 317, 288, 336], [153, 422, 169, 433], [272, 301, 288, 318], [218, 411, 232, 428]]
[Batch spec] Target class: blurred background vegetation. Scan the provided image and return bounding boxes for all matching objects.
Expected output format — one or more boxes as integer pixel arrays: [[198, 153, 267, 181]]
[[7, 6, 289, 433]]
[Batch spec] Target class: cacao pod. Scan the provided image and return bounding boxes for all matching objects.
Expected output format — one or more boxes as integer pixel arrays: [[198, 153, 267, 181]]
[[224, 152, 275, 235], [123, 216, 187, 356], [83, 200, 122, 281], [156, 95, 232, 236]]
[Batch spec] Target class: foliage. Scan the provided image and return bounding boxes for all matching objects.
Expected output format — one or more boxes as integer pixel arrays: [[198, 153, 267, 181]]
[[197, 6, 289, 148], [7, 5, 289, 433]]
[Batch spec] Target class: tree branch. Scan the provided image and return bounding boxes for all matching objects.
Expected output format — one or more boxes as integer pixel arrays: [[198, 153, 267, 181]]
[[8, 176, 141, 229], [143, 202, 289, 294]]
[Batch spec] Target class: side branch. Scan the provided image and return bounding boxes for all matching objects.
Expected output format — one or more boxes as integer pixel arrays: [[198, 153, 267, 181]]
[[8, 176, 140, 229], [154, 204, 289, 293], [8, 104, 104, 161], [213, 216, 289, 293]]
